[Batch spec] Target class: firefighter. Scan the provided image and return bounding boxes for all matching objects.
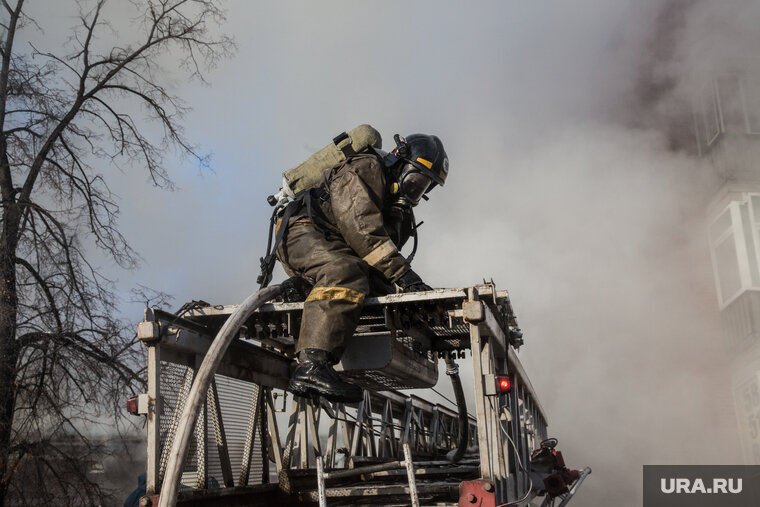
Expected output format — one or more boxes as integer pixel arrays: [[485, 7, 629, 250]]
[[276, 134, 448, 402]]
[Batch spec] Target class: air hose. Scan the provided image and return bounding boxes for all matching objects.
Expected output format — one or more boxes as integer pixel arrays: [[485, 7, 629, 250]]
[[158, 285, 282, 507], [444, 354, 469, 463]]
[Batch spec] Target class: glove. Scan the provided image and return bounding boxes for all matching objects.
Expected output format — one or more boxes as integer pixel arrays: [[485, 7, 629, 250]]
[[280, 276, 314, 303], [395, 269, 432, 293]]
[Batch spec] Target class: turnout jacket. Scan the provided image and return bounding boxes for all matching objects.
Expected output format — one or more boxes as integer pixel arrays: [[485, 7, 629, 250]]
[[275, 152, 414, 353], [305, 153, 411, 283]]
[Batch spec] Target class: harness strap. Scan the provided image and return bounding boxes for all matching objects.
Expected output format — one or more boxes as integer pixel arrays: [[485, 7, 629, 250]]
[[257, 184, 335, 288], [257, 198, 301, 288], [304, 191, 313, 229]]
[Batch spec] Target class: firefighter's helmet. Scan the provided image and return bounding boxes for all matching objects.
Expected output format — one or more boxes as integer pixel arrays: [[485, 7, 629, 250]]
[[392, 133, 448, 205]]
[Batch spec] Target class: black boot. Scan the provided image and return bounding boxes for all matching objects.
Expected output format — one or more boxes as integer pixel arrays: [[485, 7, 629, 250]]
[[288, 349, 363, 403]]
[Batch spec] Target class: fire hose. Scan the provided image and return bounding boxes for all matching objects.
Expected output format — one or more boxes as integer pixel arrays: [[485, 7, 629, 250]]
[[444, 354, 469, 463], [157, 285, 282, 507]]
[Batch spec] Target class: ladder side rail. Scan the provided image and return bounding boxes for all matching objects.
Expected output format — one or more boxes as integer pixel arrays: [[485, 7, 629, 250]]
[[145, 339, 162, 494], [481, 298, 555, 506], [506, 346, 548, 426], [468, 292, 495, 483], [494, 355, 511, 500], [519, 386, 531, 487], [509, 376, 526, 499], [472, 294, 513, 503]]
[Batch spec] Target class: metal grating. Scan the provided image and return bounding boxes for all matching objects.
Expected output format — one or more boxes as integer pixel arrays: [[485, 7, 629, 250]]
[[157, 363, 265, 491], [158, 362, 198, 489], [210, 375, 264, 486], [339, 330, 438, 390]]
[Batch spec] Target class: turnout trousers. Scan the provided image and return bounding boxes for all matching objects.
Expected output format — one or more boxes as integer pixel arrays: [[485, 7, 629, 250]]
[[276, 218, 371, 355]]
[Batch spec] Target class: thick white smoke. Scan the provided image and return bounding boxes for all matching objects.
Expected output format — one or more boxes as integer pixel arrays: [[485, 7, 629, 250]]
[[22, 0, 760, 504]]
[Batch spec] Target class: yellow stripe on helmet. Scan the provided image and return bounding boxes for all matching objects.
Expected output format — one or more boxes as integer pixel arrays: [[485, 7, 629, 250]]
[[416, 157, 433, 169]]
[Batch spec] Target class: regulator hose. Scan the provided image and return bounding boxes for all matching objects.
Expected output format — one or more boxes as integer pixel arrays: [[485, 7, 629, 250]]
[[158, 285, 282, 507], [445, 355, 469, 463]]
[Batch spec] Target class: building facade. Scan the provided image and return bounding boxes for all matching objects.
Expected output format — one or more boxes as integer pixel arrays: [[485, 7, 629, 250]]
[[698, 70, 760, 465]]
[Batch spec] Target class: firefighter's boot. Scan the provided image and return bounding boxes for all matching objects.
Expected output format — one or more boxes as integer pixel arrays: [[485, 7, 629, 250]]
[[288, 349, 363, 403]]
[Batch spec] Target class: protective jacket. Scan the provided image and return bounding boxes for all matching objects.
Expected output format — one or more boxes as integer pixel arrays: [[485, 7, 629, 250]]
[[276, 153, 412, 354]]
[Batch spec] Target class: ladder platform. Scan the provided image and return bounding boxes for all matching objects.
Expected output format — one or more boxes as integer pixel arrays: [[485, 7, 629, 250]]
[[173, 284, 523, 390], [182, 284, 522, 355], [137, 282, 555, 506]]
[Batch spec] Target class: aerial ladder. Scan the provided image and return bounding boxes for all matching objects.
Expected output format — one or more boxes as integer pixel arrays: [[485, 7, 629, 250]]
[[131, 283, 590, 506]]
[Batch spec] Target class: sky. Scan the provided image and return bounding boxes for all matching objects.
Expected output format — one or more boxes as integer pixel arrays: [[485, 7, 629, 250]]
[[17, 0, 760, 505]]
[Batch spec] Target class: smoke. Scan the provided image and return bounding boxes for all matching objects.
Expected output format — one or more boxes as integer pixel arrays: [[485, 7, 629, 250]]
[[23, 0, 760, 504], [415, 125, 731, 504], [121, 1, 754, 504], [398, 1, 756, 504], [419, 1, 759, 504]]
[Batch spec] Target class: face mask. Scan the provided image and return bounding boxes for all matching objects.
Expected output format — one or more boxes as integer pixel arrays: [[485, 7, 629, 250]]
[[398, 165, 433, 206]]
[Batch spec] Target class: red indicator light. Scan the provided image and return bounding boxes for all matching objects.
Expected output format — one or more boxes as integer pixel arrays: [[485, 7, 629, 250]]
[[497, 376, 512, 393], [126, 397, 138, 416]]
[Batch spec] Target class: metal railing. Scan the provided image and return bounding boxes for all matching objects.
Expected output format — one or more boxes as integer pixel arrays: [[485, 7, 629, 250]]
[[136, 283, 548, 506]]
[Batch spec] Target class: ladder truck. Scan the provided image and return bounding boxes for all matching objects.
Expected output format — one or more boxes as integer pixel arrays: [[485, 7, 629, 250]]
[[130, 283, 591, 506]]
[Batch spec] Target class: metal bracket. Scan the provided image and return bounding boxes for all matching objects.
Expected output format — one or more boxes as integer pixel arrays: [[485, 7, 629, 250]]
[[272, 390, 288, 412], [138, 321, 161, 345], [137, 394, 150, 415], [463, 300, 485, 324], [458, 480, 496, 506], [483, 374, 498, 396]]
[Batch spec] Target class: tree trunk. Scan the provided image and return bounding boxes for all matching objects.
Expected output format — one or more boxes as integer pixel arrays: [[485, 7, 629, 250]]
[[0, 203, 21, 506]]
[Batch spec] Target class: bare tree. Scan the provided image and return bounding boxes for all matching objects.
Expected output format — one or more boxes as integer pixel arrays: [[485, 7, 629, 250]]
[[0, 0, 233, 503]]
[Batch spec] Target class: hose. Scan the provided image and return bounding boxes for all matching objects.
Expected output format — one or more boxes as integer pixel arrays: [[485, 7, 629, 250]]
[[158, 285, 282, 507], [444, 355, 469, 463]]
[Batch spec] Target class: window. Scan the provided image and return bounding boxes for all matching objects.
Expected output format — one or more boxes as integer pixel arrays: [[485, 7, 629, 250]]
[[717, 75, 745, 134], [714, 235, 743, 304], [698, 81, 721, 149], [710, 206, 744, 306], [710, 194, 760, 308], [749, 195, 760, 280], [743, 77, 760, 134], [693, 74, 760, 154], [741, 202, 760, 286]]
